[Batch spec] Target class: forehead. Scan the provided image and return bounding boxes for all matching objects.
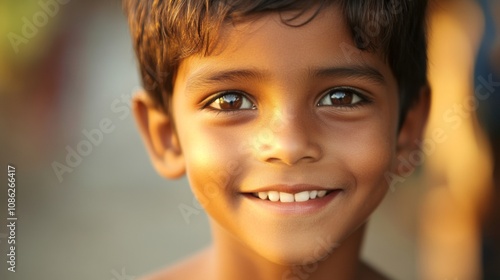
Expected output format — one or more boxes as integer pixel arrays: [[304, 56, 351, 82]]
[[174, 5, 396, 93]]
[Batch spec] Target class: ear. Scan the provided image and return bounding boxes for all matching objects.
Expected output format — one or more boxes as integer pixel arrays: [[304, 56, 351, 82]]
[[395, 86, 431, 169], [132, 90, 185, 179]]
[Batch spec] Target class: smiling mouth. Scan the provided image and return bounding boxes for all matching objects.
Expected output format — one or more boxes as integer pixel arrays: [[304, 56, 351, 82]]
[[250, 190, 336, 203], [242, 185, 342, 214]]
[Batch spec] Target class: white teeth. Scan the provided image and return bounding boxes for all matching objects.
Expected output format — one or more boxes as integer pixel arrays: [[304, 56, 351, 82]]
[[295, 191, 310, 202], [309, 190, 318, 199], [258, 192, 268, 200], [317, 190, 327, 198], [280, 192, 295, 203], [268, 191, 280, 202], [252, 190, 330, 202]]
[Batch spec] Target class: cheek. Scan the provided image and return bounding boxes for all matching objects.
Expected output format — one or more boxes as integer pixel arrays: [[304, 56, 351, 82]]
[[354, 97, 398, 182], [178, 124, 247, 218], [339, 117, 396, 210], [322, 109, 396, 213], [350, 134, 393, 195]]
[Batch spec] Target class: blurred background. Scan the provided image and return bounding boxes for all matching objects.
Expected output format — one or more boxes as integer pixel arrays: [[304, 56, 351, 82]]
[[0, 0, 497, 279]]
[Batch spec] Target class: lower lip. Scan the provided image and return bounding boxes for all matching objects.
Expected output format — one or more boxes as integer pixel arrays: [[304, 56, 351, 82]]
[[242, 190, 342, 215]]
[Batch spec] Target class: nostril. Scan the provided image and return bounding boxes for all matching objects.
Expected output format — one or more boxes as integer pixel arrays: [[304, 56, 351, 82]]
[[252, 124, 323, 165]]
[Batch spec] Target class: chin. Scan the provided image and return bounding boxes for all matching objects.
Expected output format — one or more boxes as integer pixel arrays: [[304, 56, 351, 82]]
[[253, 234, 342, 266]]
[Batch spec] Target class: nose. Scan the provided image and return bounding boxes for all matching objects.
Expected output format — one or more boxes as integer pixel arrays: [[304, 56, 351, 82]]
[[254, 110, 323, 165]]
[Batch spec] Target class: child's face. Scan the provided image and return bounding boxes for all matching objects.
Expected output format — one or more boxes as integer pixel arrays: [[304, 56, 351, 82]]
[[143, 5, 409, 264]]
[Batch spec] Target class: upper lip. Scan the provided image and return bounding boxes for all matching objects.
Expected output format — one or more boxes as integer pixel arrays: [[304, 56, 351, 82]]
[[242, 184, 337, 194]]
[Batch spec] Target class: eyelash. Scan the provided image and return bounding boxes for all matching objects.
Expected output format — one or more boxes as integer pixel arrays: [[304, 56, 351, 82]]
[[201, 90, 256, 114], [201, 87, 372, 113], [316, 87, 372, 109]]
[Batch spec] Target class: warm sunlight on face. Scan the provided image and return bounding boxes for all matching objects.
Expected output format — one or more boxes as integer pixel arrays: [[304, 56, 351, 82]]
[[171, 5, 400, 265]]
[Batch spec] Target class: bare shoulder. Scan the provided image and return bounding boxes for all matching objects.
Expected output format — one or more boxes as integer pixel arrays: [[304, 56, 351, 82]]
[[358, 261, 391, 280], [139, 248, 212, 280]]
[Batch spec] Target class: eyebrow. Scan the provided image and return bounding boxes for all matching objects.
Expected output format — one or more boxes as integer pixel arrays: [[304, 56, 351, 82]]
[[185, 65, 386, 92], [309, 65, 386, 85], [185, 68, 267, 92]]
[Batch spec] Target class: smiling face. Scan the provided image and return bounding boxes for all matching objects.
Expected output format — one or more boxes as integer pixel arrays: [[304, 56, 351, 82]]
[[134, 5, 425, 266]]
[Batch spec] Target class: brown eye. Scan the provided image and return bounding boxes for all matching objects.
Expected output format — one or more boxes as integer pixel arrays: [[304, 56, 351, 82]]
[[208, 92, 255, 110], [217, 94, 242, 109], [317, 88, 362, 106]]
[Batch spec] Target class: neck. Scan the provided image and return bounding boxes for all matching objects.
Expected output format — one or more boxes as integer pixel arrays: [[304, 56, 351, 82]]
[[208, 221, 367, 280]]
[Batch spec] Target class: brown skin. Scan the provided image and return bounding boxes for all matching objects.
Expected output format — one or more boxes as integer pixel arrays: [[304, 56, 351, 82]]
[[141, 224, 388, 280], [133, 5, 429, 280]]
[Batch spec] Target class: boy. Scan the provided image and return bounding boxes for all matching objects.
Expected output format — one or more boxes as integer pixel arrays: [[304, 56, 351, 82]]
[[123, 0, 429, 279]]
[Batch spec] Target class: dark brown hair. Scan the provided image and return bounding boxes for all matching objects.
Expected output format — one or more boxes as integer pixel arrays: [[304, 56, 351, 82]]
[[123, 0, 428, 119]]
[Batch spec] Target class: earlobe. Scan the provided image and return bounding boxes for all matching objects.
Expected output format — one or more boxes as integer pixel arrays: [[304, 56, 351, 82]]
[[395, 86, 431, 171], [132, 90, 186, 179]]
